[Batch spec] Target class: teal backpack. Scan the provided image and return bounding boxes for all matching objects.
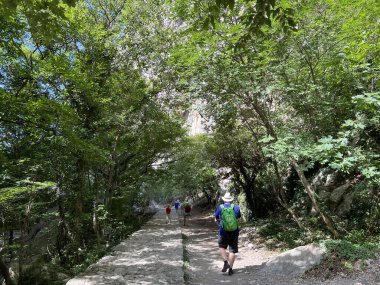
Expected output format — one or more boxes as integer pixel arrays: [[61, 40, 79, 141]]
[[221, 204, 238, 231]]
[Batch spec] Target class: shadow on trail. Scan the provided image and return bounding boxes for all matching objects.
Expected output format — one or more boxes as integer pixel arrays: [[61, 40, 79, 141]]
[[67, 208, 184, 285], [180, 207, 274, 285]]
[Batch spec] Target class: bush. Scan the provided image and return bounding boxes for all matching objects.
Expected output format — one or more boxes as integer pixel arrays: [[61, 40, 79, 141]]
[[18, 263, 65, 285], [307, 239, 380, 279], [348, 182, 380, 234], [259, 222, 283, 237], [257, 220, 309, 249], [322, 239, 379, 262], [344, 229, 367, 244]]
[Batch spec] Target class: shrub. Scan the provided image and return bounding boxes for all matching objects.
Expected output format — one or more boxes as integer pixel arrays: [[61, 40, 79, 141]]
[[18, 263, 65, 285], [322, 239, 379, 262]]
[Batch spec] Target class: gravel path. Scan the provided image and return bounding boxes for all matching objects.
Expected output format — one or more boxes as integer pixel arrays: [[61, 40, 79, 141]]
[[66, 208, 184, 285]]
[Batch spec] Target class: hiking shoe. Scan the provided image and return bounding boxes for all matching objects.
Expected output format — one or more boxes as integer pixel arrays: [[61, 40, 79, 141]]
[[228, 268, 234, 275], [221, 261, 230, 272]]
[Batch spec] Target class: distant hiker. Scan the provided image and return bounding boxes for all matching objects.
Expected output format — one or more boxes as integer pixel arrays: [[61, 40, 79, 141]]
[[165, 204, 172, 224], [214, 192, 241, 276], [183, 198, 192, 226], [213, 191, 221, 207], [174, 199, 180, 215]]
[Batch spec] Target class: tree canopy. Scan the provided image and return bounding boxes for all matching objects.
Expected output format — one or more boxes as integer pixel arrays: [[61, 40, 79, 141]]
[[0, 0, 379, 283]]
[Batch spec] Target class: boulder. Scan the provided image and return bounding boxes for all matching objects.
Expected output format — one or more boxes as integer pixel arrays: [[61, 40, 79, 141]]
[[330, 183, 350, 203], [263, 243, 325, 277], [325, 173, 338, 187], [337, 192, 355, 216]]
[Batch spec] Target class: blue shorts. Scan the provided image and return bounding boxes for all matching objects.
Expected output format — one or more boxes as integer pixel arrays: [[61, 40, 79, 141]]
[[218, 232, 238, 253]]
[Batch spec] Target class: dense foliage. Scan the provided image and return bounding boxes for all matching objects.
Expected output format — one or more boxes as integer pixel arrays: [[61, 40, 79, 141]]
[[0, 0, 184, 283], [0, 0, 379, 283]]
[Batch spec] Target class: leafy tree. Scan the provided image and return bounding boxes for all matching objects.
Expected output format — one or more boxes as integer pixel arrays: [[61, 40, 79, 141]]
[[0, 0, 185, 282], [165, 0, 379, 237]]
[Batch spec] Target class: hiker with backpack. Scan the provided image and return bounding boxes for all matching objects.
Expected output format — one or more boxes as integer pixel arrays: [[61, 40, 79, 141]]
[[182, 197, 192, 226], [214, 192, 241, 276]]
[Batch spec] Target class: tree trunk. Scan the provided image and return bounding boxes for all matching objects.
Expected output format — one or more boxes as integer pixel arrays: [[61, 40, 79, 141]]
[[90, 172, 102, 242], [291, 159, 340, 238], [242, 184, 255, 214], [249, 97, 308, 230], [201, 188, 212, 205], [271, 161, 308, 231], [236, 167, 256, 215], [8, 230, 13, 245], [73, 155, 85, 248], [0, 257, 14, 285], [56, 183, 70, 264], [274, 183, 307, 231]]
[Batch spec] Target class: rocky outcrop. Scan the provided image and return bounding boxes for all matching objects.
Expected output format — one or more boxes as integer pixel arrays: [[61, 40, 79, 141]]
[[310, 169, 354, 216], [330, 183, 351, 203], [337, 191, 355, 216]]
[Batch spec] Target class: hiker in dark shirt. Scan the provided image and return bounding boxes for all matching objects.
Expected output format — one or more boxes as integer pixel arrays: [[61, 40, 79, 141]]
[[214, 192, 241, 276], [183, 196, 192, 226]]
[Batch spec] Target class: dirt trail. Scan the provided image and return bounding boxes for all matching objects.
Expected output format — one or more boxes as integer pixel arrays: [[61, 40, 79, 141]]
[[65, 205, 380, 285], [180, 207, 286, 285], [181, 207, 380, 285]]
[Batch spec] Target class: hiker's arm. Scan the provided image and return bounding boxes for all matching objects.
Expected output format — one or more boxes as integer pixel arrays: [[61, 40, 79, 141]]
[[234, 205, 241, 219], [214, 206, 221, 225]]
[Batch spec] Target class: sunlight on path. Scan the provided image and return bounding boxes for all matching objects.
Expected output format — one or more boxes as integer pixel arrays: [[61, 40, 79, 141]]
[[65, 206, 380, 285], [181, 212, 280, 285], [66, 209, 184, 285]]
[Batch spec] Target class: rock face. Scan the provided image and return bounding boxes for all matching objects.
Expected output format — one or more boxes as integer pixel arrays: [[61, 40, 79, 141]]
[[310, 169, 355, 216], [263, 244, 326, 277]]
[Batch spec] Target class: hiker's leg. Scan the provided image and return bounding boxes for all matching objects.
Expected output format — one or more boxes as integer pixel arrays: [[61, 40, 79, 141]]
[[219, 247, 228, 261], [228, 252, 236, 267], [228, 235, 239, 268], [218, 242, 231, 272], [218, 235, 229, 262]]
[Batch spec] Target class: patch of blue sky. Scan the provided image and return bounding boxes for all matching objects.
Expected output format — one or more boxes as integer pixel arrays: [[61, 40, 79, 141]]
[[76, 41, 85, 51], [38, 81, 65, 101], [22, 31, 38, 51]]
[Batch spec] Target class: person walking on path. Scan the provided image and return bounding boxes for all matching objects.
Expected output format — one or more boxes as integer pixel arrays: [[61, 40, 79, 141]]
[[214, 192, 241, 276], [174, 199, 181, 215], [182, 197, 192, 226], [165, 204, 172, 224]]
